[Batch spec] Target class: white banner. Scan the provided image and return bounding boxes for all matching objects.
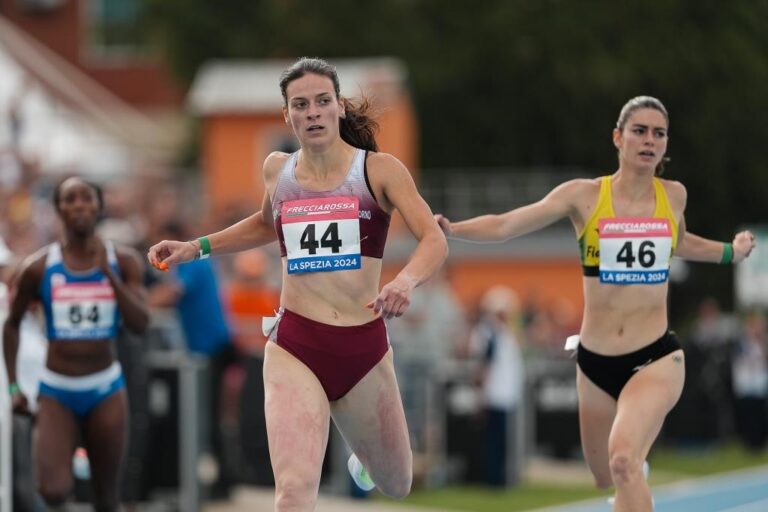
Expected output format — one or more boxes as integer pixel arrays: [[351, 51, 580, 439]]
[[736, 226, 768, 307]]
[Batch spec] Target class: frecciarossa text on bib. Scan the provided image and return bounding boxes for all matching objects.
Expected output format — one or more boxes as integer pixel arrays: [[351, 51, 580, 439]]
[[598, 217, 673, 285], [281, 197, 362, 274]]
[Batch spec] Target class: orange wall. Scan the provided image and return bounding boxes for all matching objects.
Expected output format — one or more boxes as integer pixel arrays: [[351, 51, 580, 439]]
[[376, 94, 418, 172], [203, 113, 293, 215], [202, 93, 419, 218]]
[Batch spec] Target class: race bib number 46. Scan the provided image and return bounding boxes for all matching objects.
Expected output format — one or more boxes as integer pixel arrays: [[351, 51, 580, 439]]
[[282, 197, 362, 274], [598, 218, 673, 285]]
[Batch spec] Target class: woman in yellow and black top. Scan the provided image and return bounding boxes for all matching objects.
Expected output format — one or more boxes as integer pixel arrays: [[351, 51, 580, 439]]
[[437, 96, 755, 511]]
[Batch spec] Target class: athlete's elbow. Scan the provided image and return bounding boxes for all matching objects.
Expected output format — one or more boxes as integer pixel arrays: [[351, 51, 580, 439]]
[[434, 231, 449, 263], [126, 310, 150, 334]]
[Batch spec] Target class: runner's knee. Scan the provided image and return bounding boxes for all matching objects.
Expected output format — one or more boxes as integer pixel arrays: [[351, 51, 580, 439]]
[[593, 473, 613, 490], [378, 471, 412, 499], [38, 477, 72, 506], [274, 473, 319, 510], [608, 450, 643, 486]]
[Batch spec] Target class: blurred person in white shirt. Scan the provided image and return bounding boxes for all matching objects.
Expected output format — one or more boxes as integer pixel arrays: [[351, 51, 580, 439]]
[[1, 236, 46, 512], [470, 286, 525, 487], [731, 309, 768, 450]]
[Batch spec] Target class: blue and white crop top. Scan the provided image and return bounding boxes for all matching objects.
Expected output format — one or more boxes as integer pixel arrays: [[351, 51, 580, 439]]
[[39, 242, 122, 341]]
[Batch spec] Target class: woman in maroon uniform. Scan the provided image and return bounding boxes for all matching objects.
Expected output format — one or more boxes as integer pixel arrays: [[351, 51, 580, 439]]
[[148, 57, 447, 511]]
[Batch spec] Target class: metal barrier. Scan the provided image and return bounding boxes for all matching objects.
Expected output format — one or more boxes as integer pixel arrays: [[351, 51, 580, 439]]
[[142, 348, 208, 512]]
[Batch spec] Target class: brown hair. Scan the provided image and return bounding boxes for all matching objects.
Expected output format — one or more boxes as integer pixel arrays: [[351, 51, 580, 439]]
[[616, 96, 670, 175], [279, 57, 379, 152]]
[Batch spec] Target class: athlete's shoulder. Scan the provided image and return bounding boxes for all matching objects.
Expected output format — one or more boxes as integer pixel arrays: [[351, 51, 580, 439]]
[[365, 151, 410, 180], [551, 177, 601, 198], [113, 243, 145, 271], [15, 245, 50, 283], [564, 177, 602, 190], [366, 151, 406, 170], [262, 151, 292, 181], [657, 177, 687, 206]]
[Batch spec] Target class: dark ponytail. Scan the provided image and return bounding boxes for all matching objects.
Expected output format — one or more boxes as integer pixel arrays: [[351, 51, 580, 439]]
[[280, 57, 380, 152], [340, 96, 379, 152]]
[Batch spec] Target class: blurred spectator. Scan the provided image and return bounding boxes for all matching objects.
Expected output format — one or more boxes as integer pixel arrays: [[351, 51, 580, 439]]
[[669, 296, 739, 444], [388, 265, 465, 481], [469, 286, 525, 487], [692, 296, 739, 348], [142, 183, 187, 242], [0, 236, 12, 278], [731, 310, 768, 450], [97, 180, 147, 248], [224, 249, 280, 484], [0, 149, 50, 256], [226, 249, 280, 356], [1, 235, 47, 512], [146, 221, 236, 499], [522, 292, 579, 357], [690, 297, 738, 441]]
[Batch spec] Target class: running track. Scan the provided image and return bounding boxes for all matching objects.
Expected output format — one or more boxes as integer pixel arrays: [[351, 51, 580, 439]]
[[542, 465, 768, 512]]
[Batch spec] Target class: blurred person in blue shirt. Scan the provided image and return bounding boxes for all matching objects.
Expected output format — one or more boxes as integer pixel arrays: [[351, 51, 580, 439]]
[[147, 221, 236, 499]]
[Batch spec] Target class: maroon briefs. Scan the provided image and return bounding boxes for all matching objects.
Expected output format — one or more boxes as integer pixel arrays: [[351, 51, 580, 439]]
[[271, 309, 389, 401]]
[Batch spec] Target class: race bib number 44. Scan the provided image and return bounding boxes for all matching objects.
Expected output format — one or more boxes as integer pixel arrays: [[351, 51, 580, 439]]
[[282, 197, 362, 274], [598, 218, 673, 285]]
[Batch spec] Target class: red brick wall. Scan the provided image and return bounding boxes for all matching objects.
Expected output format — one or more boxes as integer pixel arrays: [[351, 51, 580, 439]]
[[1, 0, 182, 109]]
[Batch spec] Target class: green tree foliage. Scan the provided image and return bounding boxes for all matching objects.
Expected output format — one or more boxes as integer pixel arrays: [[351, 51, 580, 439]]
[[144, 0, 768, 233]]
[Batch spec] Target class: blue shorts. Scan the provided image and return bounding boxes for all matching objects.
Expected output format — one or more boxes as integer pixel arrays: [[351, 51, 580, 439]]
[[38, 362, 125, 418]]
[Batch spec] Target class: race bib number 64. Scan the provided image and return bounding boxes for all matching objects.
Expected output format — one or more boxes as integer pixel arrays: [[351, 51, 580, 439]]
[[51, 278, 116, 338], [282, 197, 362, 274], [598, 218, 673, 285]]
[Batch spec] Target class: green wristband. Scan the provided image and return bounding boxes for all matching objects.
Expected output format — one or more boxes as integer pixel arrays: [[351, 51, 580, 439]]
[[198, 236, 211, 260], [8, 382, 20, 396], [720, 243, 734, 265]]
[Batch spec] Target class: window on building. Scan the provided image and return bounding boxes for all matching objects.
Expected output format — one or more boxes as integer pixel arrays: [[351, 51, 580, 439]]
[[85, 0, 149, 59]]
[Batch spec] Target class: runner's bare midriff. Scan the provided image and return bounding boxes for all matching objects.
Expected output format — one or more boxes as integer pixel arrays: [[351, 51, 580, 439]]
[[280, 256, 383, 326], [47, 341, 116, 376], [580, 278, 670, 355]]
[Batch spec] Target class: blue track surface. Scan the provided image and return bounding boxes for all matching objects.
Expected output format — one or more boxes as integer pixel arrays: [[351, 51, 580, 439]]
[[542, 465, 768, 512]]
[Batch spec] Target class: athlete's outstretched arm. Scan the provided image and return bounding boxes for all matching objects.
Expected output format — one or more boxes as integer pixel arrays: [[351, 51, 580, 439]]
[[147, 154, 283, 269], [676, 218, 755, 264], [369, 153, 448, 318], [202, 200, 278, 255], [147, 201, 276, 269], [436, 180, 580, 242]]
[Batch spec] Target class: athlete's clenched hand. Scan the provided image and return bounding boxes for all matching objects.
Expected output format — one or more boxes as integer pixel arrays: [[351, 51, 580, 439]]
[[367, 276, 415, 320], [147, 239, 197, 271]]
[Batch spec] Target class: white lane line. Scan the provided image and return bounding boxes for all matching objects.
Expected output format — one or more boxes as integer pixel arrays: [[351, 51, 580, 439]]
[[720, 498, 768, 512]]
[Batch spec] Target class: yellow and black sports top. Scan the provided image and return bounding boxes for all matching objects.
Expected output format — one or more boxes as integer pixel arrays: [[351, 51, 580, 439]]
[[578, 176, 678, 282]]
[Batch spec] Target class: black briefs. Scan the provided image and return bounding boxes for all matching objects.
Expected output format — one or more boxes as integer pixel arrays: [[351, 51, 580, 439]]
[[577, 331, 682, 400]]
